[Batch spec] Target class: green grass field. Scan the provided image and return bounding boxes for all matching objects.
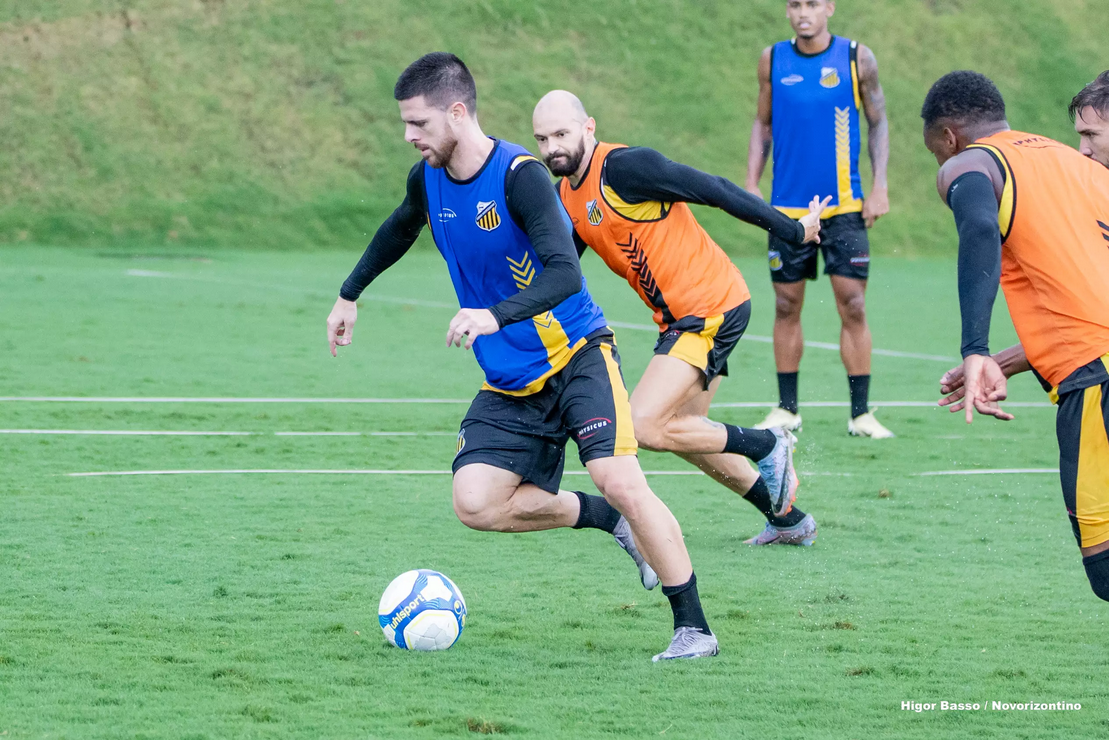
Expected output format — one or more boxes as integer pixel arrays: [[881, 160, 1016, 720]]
[[1, 246, 1106, 739]]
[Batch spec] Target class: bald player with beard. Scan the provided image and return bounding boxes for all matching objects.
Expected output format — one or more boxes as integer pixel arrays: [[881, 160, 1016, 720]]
[[533, 90, 828, 547]]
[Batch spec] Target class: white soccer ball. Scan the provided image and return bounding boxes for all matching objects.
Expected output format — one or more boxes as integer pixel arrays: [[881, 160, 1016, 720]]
[[378, 569, 467, 651]]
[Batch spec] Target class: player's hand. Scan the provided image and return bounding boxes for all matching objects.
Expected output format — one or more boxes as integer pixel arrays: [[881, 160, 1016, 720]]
[[937, 361, 967, 410], [799, 195, 832, 244], [745, 184, 764, 200], [326, 297, 358, 357], [446, 308, 499, 350], [958, 354, 1014, 423], [862, 187, 889, 228]]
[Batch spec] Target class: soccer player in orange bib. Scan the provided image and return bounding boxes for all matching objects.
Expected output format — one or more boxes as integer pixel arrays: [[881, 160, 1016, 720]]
[[922, 71, 1109, 600], [533, 90, 827, 546]]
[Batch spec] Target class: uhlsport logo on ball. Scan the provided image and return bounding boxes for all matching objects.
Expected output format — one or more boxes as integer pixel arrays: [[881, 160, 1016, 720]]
[[378, 570, 467, 651]]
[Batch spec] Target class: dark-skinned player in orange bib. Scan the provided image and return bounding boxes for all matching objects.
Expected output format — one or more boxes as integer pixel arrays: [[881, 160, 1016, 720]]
[[533, 90, 828, 546], [922, 71, 1109, 601]]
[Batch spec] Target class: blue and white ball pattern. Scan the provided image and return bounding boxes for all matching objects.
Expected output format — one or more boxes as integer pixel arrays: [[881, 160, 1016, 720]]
[[378, 570, 467, 651]]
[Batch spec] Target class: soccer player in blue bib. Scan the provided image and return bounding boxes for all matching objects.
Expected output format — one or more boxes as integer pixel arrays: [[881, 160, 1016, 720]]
[[745, 0, 894, 438], [325, 53, 718, 661]]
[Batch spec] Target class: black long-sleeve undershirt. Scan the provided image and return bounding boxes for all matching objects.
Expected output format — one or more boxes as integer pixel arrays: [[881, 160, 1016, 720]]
[[947, 171, 1002, 358], [339, 148, 582, 328], [602, 146, 807, 243]]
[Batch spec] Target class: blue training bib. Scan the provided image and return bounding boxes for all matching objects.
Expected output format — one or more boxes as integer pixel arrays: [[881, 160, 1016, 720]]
[[423, 139, 609, 394], [770, 36, 864, 218]]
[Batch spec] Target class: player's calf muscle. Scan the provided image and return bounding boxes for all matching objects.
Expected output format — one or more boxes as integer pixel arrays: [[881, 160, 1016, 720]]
[[632, 409, 728, 455]]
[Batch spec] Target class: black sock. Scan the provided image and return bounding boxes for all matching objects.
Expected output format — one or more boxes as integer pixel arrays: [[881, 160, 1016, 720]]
[[572, 491, 621, 534], [848, 374, 870, 419], [661, 573, 712, 634], [1082, 551, 1108, 601], [778, 372, 799, 414], [742, 477, 807, 527], [723, 424, 776, 461]]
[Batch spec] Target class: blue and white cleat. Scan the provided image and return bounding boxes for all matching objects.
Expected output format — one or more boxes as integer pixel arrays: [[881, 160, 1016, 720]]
[[756, 427, 799, 518], [652, 627, 720, 662], [744, 513, 818, 547], [613, 515, 659, 590]]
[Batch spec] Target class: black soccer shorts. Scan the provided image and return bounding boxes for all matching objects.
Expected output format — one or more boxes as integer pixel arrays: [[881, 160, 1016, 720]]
[[451, 331, 637, 493], [652, 300, 751, 389], [768, 212, 870, 283], [1054, 356, 1109, 549]]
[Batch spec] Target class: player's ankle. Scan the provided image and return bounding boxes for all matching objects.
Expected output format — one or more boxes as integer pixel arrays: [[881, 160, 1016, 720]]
[[662, 572, 712, 634]]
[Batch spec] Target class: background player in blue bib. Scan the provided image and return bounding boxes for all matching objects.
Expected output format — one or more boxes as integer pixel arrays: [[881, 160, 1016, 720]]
[[325, 53, 719, 661], [745, 0, 894, 439]]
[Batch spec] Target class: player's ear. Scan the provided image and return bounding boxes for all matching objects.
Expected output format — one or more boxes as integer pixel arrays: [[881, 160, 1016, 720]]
[[826, 1, 835, 19], [448, 101, 468, 124], [943, 126, 960, 156], [584, 117, 596, 137]]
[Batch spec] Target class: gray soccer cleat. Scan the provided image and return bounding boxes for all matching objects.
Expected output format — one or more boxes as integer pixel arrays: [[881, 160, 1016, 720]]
[[652, 626, 720, 662], [756, 427, 799, 518], [613, 515, 659, 590], [744, 513, 818, 547]]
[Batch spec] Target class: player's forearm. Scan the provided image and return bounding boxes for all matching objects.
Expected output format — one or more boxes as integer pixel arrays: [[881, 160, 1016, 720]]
[[950, 172, 1003, 357], [745, 120, 772, 190], [867, 115, 890, 191], [488, 255, 579, 327], [695, 171, 803, 242], [993, 344, 1031, 378], [605, 147, 803, 243], [492, 161, 584, 327]]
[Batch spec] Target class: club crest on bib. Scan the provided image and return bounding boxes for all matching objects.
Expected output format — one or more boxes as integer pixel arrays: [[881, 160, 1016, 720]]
[[586, 199, 604, 226], [820, 67, 840, 88], [475, 200, 501, 231]]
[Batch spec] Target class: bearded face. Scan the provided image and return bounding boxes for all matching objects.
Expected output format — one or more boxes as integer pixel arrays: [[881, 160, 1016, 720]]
[[543, 134, 586, 177], [420, 132, 459, 169]]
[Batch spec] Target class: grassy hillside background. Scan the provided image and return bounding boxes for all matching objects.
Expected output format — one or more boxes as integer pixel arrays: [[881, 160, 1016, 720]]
[[0, 0, 1105, 254]]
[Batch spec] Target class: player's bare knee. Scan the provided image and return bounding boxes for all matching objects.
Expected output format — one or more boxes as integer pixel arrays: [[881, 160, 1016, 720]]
[[837, 292, 867, 326], [451, 489, 498, 531], [596, 477, 647, 520], [774, 294, 802, 322], [630, 407, 668, 451]]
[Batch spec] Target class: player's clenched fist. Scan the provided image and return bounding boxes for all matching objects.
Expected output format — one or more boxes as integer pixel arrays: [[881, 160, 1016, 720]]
[[446, 308, 499, 350], [327, 297, 358, 357]]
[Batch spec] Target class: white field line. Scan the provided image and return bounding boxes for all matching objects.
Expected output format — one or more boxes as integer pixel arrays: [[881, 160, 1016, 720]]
[[124, 271, 957, 362], [65, 469, 708, 478], [914, 468, 1059, 476], [65, 468, 1014, 479], [0, 429, 455, 437], [0, 397, 1054, 408]]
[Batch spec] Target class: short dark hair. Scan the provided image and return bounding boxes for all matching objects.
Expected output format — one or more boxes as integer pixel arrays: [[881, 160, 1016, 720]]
[[1069, 70, 1109, 122], [394, 52, 477, 113], [921, 71, 1006, 128]]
